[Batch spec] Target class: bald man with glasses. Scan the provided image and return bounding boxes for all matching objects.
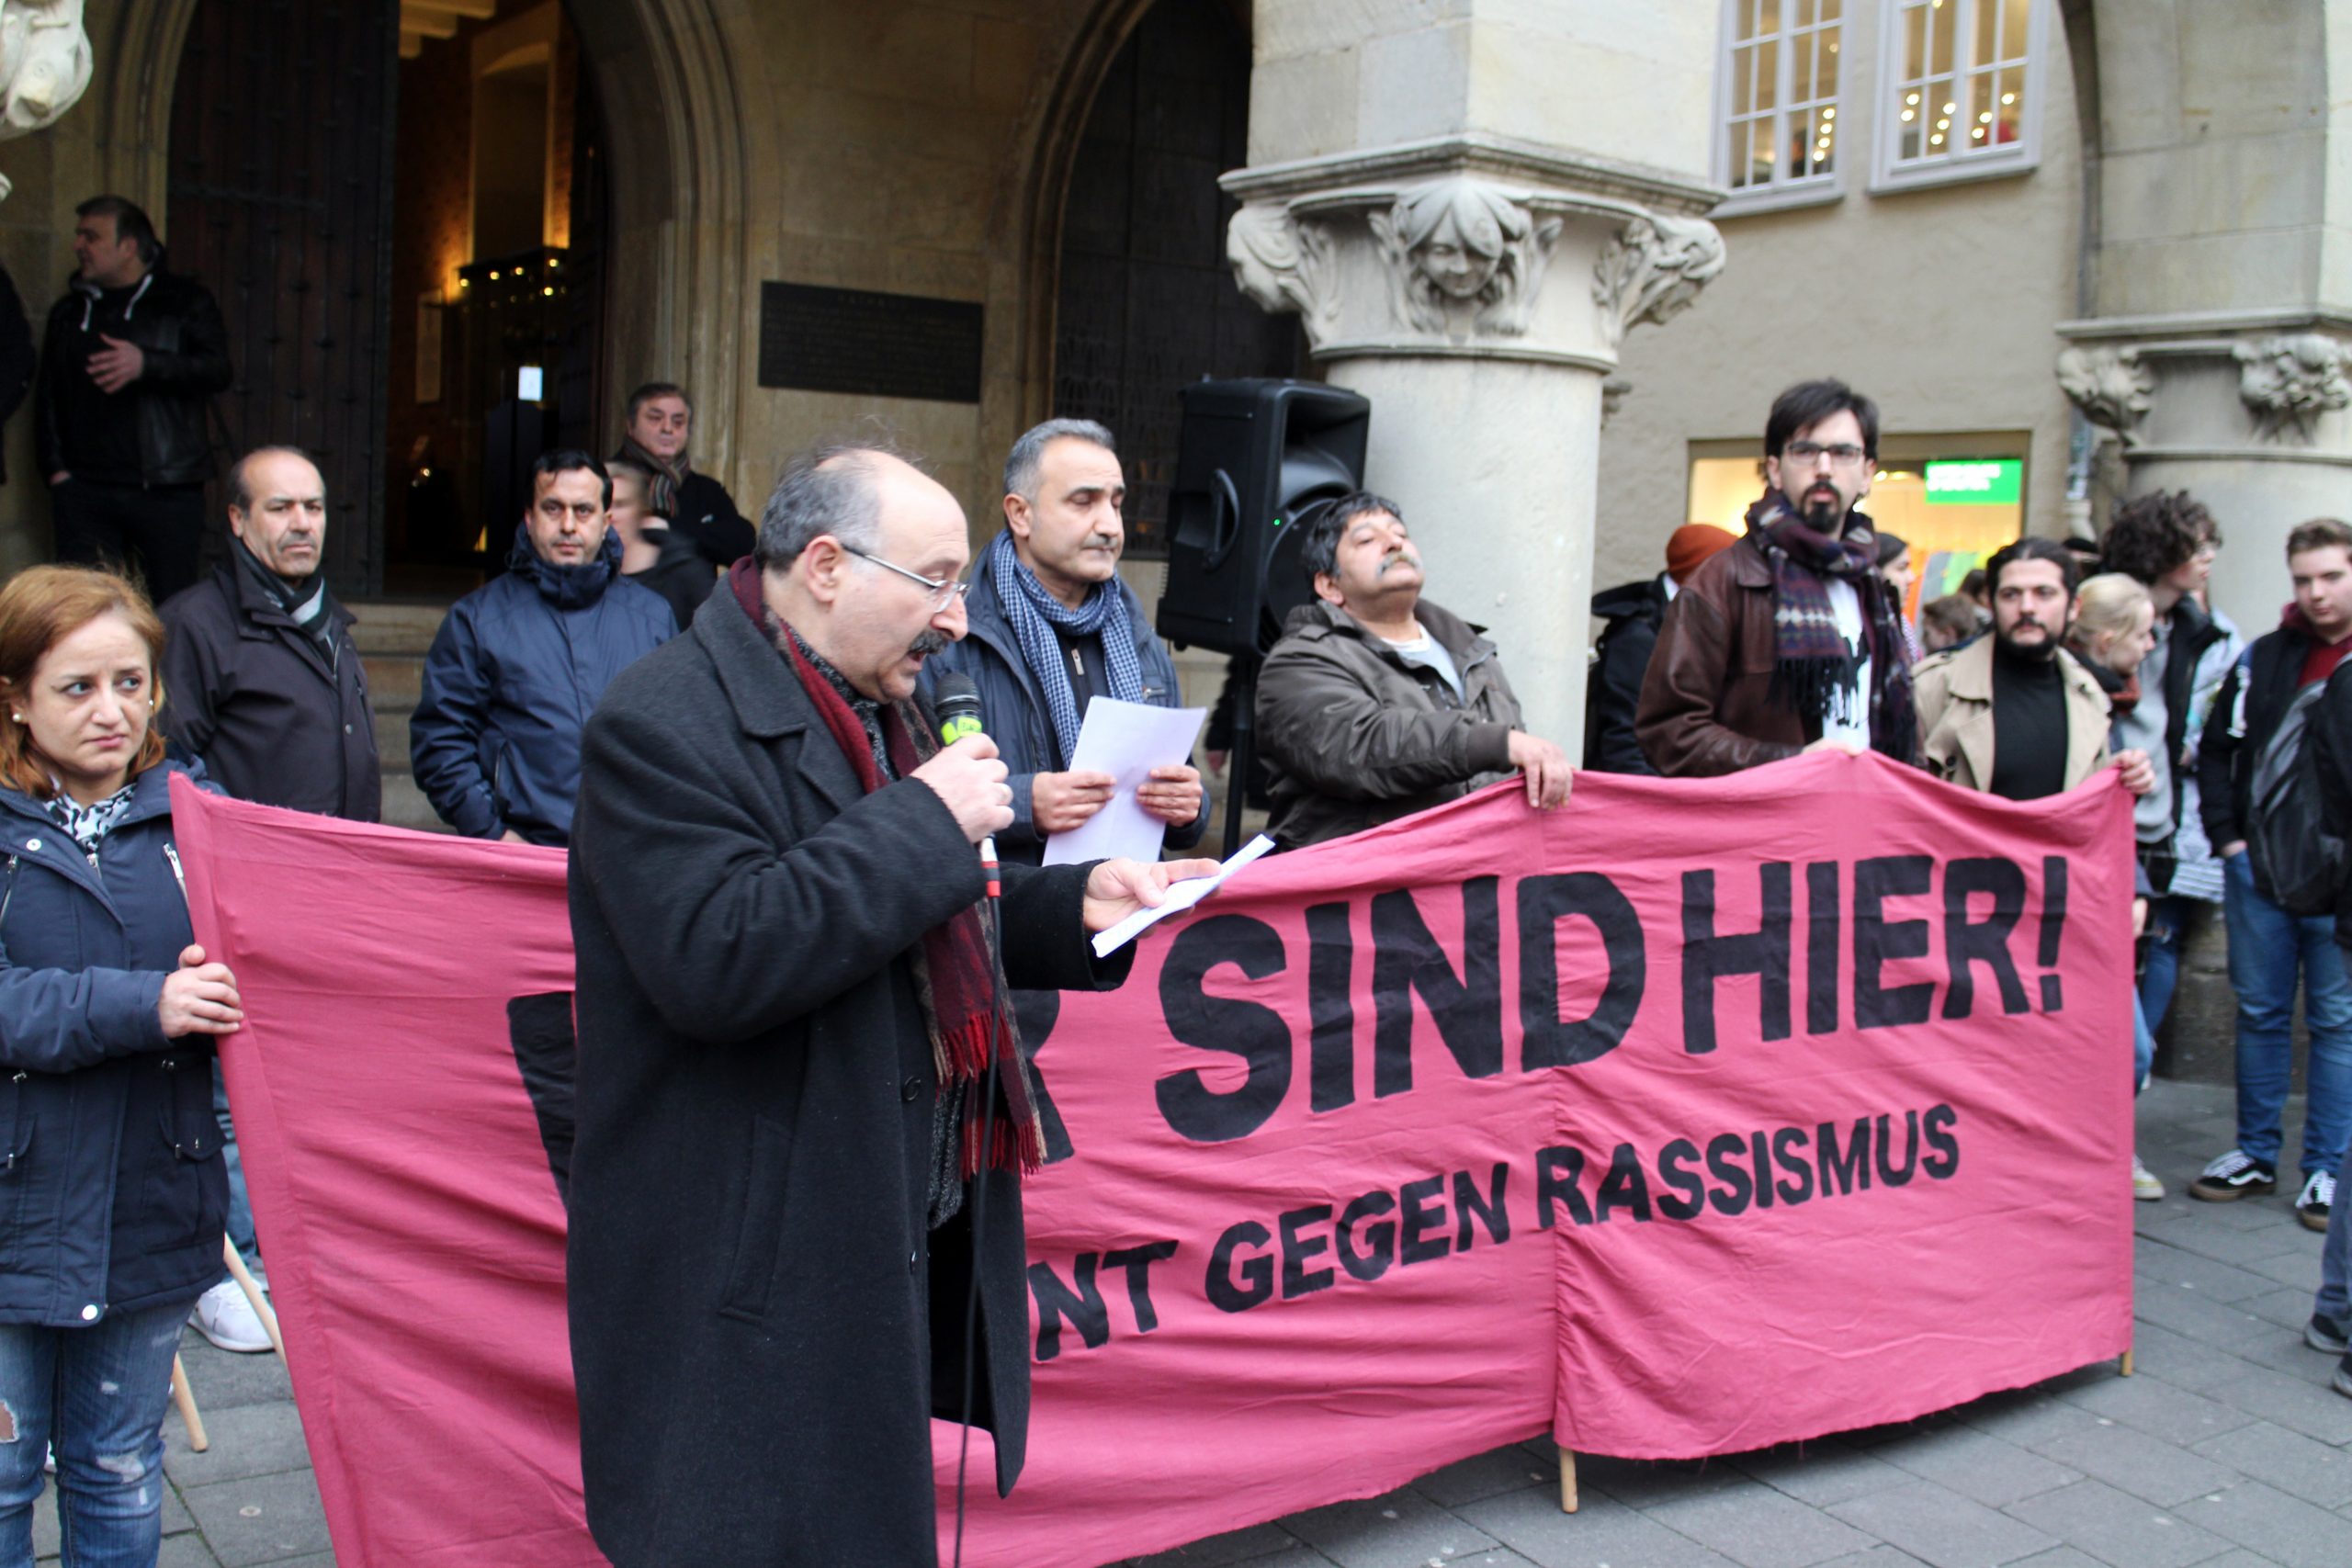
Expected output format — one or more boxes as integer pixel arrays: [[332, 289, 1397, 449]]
[[1637, 378, 1920, 776]]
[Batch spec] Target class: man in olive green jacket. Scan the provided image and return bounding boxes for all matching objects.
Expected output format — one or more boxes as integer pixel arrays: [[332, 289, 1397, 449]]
[[1253, 491, 1570, 851]]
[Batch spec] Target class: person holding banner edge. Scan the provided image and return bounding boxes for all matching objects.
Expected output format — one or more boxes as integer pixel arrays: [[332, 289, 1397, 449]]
[[565, 442, 1215, 1567], [0, 565, 243, 1568]]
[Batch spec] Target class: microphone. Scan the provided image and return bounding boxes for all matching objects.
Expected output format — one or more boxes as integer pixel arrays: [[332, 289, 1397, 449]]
[[932, 673, 999, 900]]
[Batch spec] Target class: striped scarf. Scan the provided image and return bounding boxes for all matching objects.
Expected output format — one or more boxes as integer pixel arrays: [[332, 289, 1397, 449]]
[[615, 434, 688, 520], [232, 537, 337, 669], [986, 529, 1142, 764], [1745, 490, 1917, 762]]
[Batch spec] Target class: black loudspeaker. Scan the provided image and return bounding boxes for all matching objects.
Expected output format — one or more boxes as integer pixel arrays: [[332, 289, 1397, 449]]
[[1157, 378, 1372, 658]]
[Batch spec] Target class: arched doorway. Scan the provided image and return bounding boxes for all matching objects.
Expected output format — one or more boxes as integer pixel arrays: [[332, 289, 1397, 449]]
[[1050, 0, 1301, 554], [142, 0, 743, 595]]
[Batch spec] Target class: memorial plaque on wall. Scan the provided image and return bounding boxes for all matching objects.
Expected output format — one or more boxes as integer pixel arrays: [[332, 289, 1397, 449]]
[[757, 282, 984, 403]]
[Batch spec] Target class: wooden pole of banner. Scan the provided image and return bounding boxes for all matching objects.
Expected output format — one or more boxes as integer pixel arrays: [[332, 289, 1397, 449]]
[[169, 1356, 208, 1452], [2119, 1348, 2134, 1377], [222, 1237, 286, 1359], [1557, 1447, 1578, 1513]]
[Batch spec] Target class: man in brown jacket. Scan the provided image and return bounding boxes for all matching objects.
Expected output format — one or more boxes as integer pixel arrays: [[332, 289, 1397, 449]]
[[1637, 379, 1917, 775], [1254, 491, 1570, 850]]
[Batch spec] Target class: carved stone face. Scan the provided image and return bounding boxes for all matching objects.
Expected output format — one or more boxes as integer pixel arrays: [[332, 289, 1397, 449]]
[[1415, 209, 1501, 301]]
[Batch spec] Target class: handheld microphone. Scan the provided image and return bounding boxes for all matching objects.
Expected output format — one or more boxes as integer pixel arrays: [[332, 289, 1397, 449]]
[[933, 673, 999, 900]]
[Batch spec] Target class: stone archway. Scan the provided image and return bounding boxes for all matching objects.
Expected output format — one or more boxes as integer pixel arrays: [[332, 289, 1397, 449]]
[[91, 0, 749, 480]]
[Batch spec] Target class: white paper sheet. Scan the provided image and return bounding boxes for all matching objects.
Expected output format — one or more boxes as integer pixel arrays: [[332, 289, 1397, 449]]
[[1091, 834, 1275, 958], [1041, 698, 1209, 867]]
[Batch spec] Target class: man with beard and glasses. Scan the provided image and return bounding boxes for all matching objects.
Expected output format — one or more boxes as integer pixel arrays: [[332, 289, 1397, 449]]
[[611, 380, 756, 569], [1254, 491, 1570, 852], [1638, 378, 1917, 775], [158, 444, 379, 1354], [923, 418, 1207, 865]]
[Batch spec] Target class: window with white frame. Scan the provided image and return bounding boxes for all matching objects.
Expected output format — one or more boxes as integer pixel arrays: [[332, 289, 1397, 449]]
[[1878, 0, 2044, 186], [1717, 0, 1846, 205]]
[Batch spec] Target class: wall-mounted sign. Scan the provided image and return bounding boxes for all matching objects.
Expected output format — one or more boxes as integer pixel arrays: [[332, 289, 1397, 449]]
[[1924, 459, 2023, 506], [757, 282, 984, 404]]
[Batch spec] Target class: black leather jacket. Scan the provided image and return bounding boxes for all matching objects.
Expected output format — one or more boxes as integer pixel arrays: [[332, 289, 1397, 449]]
[[37, 269, 232, 487]]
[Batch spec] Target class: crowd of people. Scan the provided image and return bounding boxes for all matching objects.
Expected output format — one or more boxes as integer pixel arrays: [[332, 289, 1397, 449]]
[[0, 196, 2349, 1566]]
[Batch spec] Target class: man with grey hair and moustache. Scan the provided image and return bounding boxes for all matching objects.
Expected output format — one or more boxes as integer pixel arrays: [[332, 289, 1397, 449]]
[[924, 416, 1207, 864], [564, 441, 1214, 1566]]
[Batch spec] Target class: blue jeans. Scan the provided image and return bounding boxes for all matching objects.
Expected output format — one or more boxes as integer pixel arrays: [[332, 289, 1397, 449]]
[[2140, 895, 2192, 1032], [0, 1299, 188, 1567], [2133, 991, 2156, 1097], [211, 1064, 257, 1272], [2224, 851, 2352, 1175]]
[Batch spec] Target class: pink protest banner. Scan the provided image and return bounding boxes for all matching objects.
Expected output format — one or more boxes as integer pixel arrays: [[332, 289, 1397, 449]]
[[169, 751, 2134, 1568]]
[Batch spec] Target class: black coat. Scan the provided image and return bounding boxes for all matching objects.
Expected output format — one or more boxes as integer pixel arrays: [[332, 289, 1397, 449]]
[[669, 468, 755, 568], [2309, 660, 2352, 949], [37, 270, 232, 487], [158, 564, 380, 822], [621, 523, 720, 633], [1584, 576, 1668, 774], [0, 263, 36, 485], [0, 761, 229, 1325], [566, 588, 1133, 1567]]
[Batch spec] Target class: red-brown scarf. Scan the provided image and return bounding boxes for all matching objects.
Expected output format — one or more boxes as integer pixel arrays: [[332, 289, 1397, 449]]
[[729, 559, 1040, 1173]]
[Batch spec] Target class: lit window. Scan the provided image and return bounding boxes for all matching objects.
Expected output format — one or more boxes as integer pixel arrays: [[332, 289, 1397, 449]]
[[1714, 0, 1846, 210], [1876, 0, 2046, 189]]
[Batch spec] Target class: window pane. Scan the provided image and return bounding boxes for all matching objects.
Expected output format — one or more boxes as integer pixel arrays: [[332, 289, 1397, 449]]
[[1759, 0, 1782, 38], [1975, 0, 1998, 73], [1757, 39, 1779, 113], [1905, 3, 1928, 80], [1994, 65, 2022, 143], [1816, 30, 1840, 99], [1819, 0, 1840, 19], [1930, 0, 1956, 80], [1732, 44, 1754, 116], [1967, 68, 1996, 146], [1796, 0, 1815, 28], [2000, 0, 2030, 62], [1927, 75, 1957, 153], [1793, 31, 1815, 103]]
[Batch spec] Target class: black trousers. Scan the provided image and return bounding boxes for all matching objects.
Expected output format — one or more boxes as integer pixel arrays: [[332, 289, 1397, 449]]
[[51, 479, 207, 606]]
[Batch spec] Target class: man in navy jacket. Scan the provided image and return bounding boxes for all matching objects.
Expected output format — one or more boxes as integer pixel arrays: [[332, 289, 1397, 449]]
[[412, 452, 673, 846]]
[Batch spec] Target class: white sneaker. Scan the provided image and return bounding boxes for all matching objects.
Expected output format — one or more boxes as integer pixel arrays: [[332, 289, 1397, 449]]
[[2132, 1153, 2165, 1201], [188, 1279, 271, 1353]]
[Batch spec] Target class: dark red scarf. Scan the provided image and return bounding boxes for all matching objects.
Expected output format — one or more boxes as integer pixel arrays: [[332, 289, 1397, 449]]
[[729, 559, 1040, 1173]]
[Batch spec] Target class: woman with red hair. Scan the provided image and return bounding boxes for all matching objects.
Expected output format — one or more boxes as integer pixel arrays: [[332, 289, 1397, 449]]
[[0, 565, 242, 1568]]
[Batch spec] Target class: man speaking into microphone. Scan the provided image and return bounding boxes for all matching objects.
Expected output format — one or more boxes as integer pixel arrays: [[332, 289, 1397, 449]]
[[565, 443, 1216, 1568]]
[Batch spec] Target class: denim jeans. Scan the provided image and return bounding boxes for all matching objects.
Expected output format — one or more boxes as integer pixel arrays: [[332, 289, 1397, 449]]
[[211, 1063, 258, 1273], [2223, 851, 2352, 1175], [2133, 991, 2156, 1097], [0, 1299, 188, 1568], [2140, 894, 2193, 1032]]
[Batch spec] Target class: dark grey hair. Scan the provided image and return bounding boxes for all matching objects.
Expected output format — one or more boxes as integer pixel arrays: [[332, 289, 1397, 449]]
[[757, 443, 910, 569], [227, 445, 322, 513], [1298, 491, 1407, 583], [1003, 418, 1115, 502]]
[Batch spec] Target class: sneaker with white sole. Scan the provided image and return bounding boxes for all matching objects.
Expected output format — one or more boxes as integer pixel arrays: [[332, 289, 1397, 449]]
[[2188, 1148, 2278, 1201], [2297, 1168, 2336, 1233], [2309, 1311, 2350, 1355], [188, 1279, 271, 1353], [2337, 1351, 2352, 1401], [2132, 1153, 2165, 1201]]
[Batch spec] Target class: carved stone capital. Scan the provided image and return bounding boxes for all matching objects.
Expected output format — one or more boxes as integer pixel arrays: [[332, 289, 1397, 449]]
[[2054, 344, 2155, 448], [2234, 333, 2351, 442], [0, 0, 92, 201], [1219, 138, 1724, 370], [1591, 213, 1725, 348]]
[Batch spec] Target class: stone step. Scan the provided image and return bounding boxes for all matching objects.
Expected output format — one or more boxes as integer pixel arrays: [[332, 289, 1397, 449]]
[[346, 600, 453, 657], [363, 654, 424, 713], [375, 706, 411, 772], [379, 772, 448, 834]]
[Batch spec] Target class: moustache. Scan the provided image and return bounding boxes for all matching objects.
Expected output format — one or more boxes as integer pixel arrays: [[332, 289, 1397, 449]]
[[1082, 534, 1119, 552], [909, 628, 952, 659], [1378, 550, 1422, 576]]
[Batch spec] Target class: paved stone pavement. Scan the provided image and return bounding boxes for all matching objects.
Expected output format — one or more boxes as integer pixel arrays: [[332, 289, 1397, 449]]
[[28, 1077, 2349, 1566]]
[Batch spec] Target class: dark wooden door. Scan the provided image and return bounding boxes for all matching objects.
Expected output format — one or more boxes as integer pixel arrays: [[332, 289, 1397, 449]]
[[1054, 0, 1303, 558], [167, 0, 400, 594]]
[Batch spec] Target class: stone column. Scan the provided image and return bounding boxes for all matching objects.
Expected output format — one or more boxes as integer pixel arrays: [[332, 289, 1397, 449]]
[[1224, 4, 1725, 753], [2055, 1, 2352, 627]]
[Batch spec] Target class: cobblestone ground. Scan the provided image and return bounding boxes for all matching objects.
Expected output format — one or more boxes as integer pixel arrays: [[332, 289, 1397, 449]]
[[30, 1078, 2347, 1567]]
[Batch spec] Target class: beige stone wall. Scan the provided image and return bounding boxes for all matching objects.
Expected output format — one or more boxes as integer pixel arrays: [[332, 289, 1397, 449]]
[[706, 0, 1108, 538], [1593, 0, 2084, 600]]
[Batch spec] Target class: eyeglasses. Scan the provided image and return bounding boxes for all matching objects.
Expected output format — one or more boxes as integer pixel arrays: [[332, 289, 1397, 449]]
[[841, 545, 969, 609], [1781, 440, 1870, 467]]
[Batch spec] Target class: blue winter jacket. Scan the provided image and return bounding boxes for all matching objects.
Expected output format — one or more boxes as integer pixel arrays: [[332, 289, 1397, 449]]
[[411, 525, 676, 845], [0, 760, 229, 1326], [923, 553, 1207, 864]]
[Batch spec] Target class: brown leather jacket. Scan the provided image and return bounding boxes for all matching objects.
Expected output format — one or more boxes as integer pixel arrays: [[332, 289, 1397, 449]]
[[1254, 598, 1521, 850], [1635, 533, 1814, 775]]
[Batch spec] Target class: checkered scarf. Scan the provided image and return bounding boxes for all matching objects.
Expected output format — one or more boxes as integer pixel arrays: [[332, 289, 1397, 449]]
[[986, 529, 1143, 765], [1745, 490, 1917, 761]]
